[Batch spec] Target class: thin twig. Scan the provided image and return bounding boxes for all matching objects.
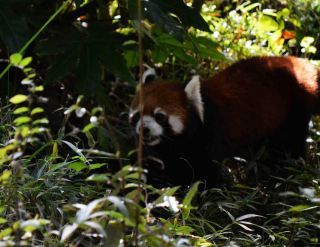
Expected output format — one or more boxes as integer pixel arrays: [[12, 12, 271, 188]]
[[135, 0, 144, 245]]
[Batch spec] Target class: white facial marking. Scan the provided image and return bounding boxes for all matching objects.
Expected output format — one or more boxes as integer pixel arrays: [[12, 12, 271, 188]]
[[136, 115, 163, 146], [142, 65, 156, 84], [129, 108, 138, 121], [146, 138, 161, 146], [154, 107, 164, 114], [184, 75, 204, 123], [168, 115, 184, 134]]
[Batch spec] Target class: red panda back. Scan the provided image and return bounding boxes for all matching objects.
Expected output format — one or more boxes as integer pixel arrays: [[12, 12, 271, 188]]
[[201, 56, 320, 147]]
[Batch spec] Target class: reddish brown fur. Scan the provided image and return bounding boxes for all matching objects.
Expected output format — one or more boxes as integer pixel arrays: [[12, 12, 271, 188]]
[[201, 56, 319, 147], [131, 81, 189, 128], [131, 56, 319, 158], [130, 56, 320, 186]]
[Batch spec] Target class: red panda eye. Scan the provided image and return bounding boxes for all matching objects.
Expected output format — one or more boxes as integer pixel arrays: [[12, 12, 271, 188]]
[[154, 112, 167, 123], [130, 113, 140, 125]]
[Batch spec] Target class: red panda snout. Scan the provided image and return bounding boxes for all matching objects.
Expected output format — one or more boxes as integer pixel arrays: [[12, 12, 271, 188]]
[[136, 115, 163, 146], [129, 106, 186, 146]]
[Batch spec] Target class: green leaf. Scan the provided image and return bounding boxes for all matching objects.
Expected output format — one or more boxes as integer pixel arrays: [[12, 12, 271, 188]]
[[61, 223, 78, 243], [68, 161, 87, 172], [84, 221, 106, 237], [9, 53, 22, 65], [0, 170, 12, 181], [154, 186, 180, 205], [86, 174, 109, 182], [135, 0, 210, 33], [14, 116, 31, 125], [107, 196, 130, 218], [153, 0, 210, 31], [105, 222, 123, 247], [20, 219, 49, 232], [173, 48, 196, 65], [49, 161, 73, 172], [257, 15, 279, 32], [89, 163, 107, 170], [62, 140, 87, 162], [240, 3, 261, 13], [83, 123, 96, 133], [35, 85, 44, 92], [0, 228, 12, 238], [174, 225, 194, 234], [151, 47, 170, 63], [124, 50, 139, 68], [0, 218, 7, 224], [236, 214, 263, 221], [157, 34, 183, 48], [9, 94, 28, 104], [33, 118, 49, 125], [288, 205, 318, 212], [301, 36, 315, 47], [13, 107, 29, 114], [183, 181, 200, 207], [19, 57, 32, 67], [31, 107, 44, 115], [129, 0, 186, 40]]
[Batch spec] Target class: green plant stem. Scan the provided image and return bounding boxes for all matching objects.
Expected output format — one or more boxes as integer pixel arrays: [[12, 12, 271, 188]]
[[0, 0, 71, 80]]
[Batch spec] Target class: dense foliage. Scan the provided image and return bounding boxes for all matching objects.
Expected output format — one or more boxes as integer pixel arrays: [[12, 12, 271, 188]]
[[0, 0, 319, 246]]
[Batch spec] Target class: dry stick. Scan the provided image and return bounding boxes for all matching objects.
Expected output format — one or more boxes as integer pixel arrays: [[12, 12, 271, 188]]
[[137, 1, 144, 178], [135, 0, 144, 245]]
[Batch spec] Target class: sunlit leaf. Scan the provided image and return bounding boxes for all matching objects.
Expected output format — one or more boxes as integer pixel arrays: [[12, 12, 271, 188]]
[[183, 181, 200, 207], [33, 118, 49, 125], [288, 205, 318, 212], [89, 163, 107, 170], [61, 223, 78, 242], [9, 53, 22, 65], [9, 94, 28, 104], [31, 107, 44, 115], [257, 15, 279, 32], [86, 174, 110, 182], [237, 223, 254, 232], [76, 198, 107, 222], [107, 196, 130, 218], [301, 36, 315, 47], [68, 161, 87, 172], [0, 227, 12, 238], [14, 116, 31, 125], [236, 214, 263, 221], [0, 218, 7, 224], [62, 140, 87, 162], [19, 57, 32, 67], [20, 219, 49, 232], [83, 123, 96, 133], [13, 107, 29, 114], [35, 85, 44, 92], [84, 221, 106, 237]]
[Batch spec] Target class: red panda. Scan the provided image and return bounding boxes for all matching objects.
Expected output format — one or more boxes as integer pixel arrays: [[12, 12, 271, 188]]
[[129, 56, 320, 187]]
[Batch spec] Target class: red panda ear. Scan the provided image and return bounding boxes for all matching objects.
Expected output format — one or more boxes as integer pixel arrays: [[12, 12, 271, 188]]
[[142, 65, 156, 84], [185, 75, 204, 122]]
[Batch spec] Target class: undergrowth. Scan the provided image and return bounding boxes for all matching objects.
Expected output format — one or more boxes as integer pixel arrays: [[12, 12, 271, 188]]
[[0, 54, 319, 247], [0, 1, 319, 245]]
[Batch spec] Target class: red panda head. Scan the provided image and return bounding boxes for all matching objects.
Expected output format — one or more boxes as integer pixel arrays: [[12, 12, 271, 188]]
[[129, 68, 204, 146]]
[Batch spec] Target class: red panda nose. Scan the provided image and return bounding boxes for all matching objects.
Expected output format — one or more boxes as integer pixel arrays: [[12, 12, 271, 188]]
[[142, 127, 150, 136], [139, 125, 150, 136]]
